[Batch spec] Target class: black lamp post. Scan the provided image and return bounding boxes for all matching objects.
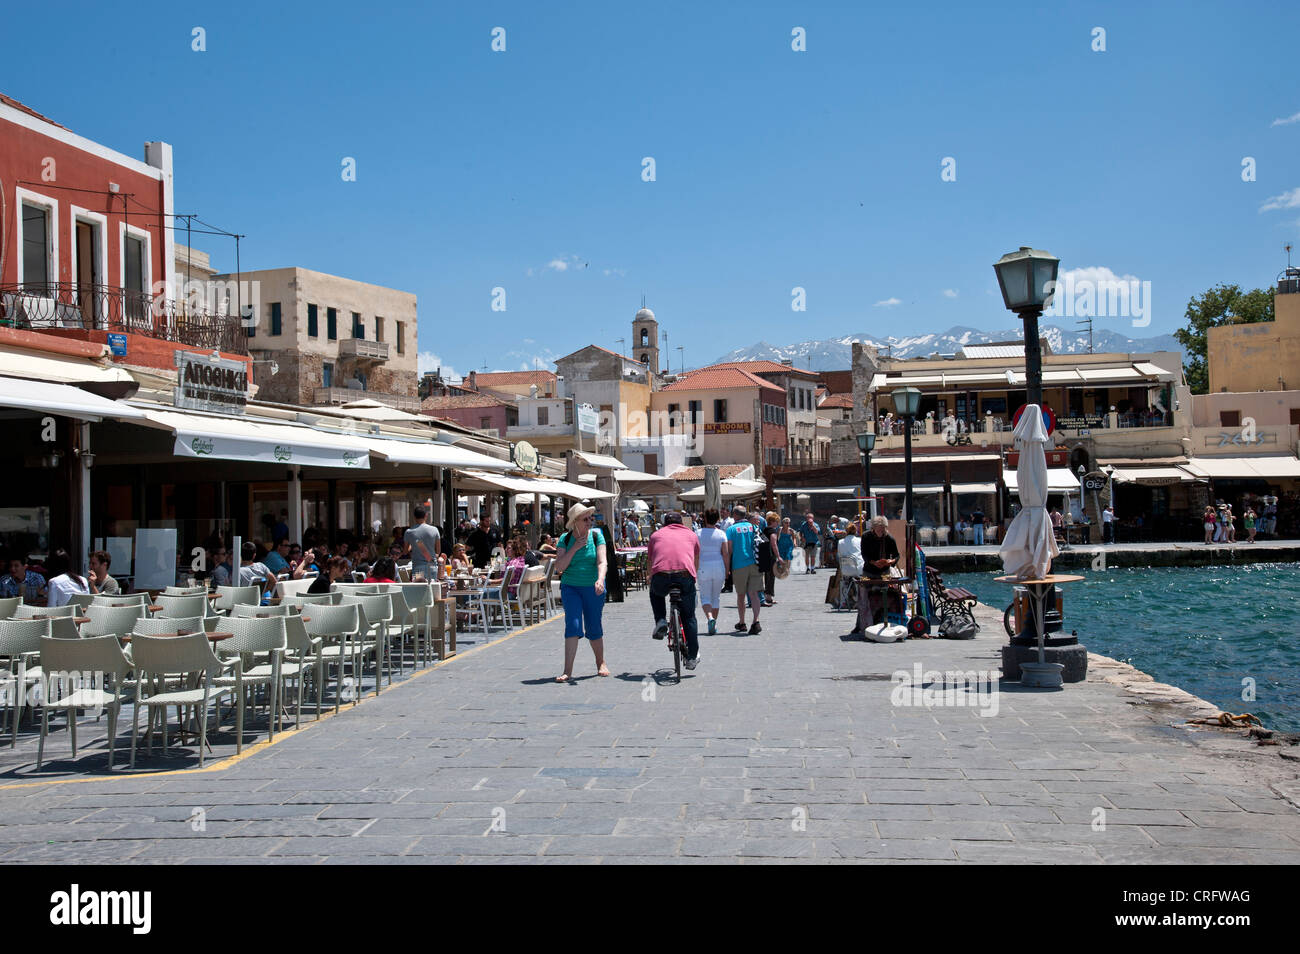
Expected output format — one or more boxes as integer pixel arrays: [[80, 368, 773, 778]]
[[993, 247, 1060, 410], [891, 387, 922, 523], [856, 431, 876, 505]]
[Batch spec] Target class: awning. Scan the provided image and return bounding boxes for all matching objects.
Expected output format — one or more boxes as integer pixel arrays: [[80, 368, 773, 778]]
[[678, 478, 768, 501], [141, 409, 371, 468], [572, 450, 627, 470], [0, 376, 146, 422], [1108, 466, 1204, 485], [1004, 467, 1081, 493], [367, 437, 512, 471], [0, 351, 136, 387], [870, 484, 945, 495], [578, 468, 675, 491], [774, 485, 858, 495], [872, 453, 1002, 464], [1184, 456, 1300, 480], [455, 469, 615, 500], [950, 482, 998, 494]]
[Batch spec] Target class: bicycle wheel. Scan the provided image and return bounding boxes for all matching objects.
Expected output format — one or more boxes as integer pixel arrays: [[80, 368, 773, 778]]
[[1003, 604, 1017, 637], [670, 604, 682, 680]]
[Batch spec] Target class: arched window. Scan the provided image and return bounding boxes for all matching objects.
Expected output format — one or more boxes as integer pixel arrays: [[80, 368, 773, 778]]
[[640, 329, 649, 346], [640, 353, 649, 364]]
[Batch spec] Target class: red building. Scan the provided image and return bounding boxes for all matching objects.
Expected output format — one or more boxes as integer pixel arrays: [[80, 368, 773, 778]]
[[0, 92, 246, 371], [420, 393, 513, 436]]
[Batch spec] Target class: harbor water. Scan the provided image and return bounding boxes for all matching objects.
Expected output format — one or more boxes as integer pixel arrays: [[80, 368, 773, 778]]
[[944, 563, 1300, 733]]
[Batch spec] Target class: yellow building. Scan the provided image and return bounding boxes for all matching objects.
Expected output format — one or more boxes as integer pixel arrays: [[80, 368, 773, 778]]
[[1208, 274, 1300, 393]]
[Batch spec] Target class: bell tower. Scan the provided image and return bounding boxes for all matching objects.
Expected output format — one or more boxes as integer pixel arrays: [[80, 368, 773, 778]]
[[632, 302, 659, 370]]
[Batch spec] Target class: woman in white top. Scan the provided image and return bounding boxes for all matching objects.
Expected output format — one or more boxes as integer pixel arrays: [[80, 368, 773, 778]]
[[45, 549, 90, 608], [837, 522, 864, 608], [695, 509, 731, 637]]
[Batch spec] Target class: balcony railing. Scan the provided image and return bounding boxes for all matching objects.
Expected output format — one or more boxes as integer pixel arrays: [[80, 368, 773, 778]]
[[313, 387, 420, 412], [338, 338, 389, 362], [0, 282, 249, 355]]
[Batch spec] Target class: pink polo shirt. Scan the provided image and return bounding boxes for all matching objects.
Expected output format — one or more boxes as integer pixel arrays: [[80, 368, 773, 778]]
[[647, 523, 700, 578]]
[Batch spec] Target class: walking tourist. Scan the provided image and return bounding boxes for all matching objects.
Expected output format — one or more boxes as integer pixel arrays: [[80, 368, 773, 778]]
[[1244, 507, 1257, 543], [552, 503, 609, 682], [970, 507, 986, 546], [778, 517, 796, 566], [798, 512, 821, 573], [1, 556, 46, 603], [727, 504, 763, 634], [1225, 505, 1236, 543], [837, 521, 864, 608], [1203, 506, 1217, 544], [1101, 505, 1115, 544], [648, 511, 701, 670], [758, 511, 783, 606], [44, 549, 89, 608], [695, 509, 729, 636]]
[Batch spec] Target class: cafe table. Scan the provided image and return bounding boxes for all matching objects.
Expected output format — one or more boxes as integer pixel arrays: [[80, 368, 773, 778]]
[[993, 573, 1084, 688]]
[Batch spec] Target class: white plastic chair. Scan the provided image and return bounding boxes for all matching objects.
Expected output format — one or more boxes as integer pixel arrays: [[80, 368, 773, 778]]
[[338, 592, 395, 694], [82, 604, 146, 640], [92, 593, 149, 608], [36, 635, 133, 770], [213, 617, 287, 745], [13, 604, 80, 640], [129, 633, 235, 768], [302, 603, 361, 714], [0, 596, 21, 620], [0, 617, 51, 744], [155, 594, 208, 620]]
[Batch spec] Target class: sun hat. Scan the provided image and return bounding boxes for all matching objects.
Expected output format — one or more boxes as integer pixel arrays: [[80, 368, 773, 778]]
[[565, 503, 597, 530]]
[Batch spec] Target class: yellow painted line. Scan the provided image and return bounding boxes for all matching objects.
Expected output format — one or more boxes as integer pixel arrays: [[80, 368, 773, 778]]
[[0, 614, 560, 791]]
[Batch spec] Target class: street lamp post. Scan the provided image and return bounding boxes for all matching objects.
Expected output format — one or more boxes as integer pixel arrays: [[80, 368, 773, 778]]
[[993, 247, 1060, 409], [856, 431, 876, 514], [892, 388, 921, 523]]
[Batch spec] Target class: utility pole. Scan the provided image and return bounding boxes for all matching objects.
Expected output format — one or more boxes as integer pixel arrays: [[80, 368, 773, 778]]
[[676, 345, 684, 373], [1076, 315, 1094, 353]]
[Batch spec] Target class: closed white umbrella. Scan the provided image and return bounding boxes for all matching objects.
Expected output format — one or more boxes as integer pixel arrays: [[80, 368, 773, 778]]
[[703, 465, 722, 513], [999, 404, 1058, 580]]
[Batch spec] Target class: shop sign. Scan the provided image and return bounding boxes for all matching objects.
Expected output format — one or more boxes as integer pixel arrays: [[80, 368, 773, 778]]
[[342, 451, 366, 467], [107, 334, 127, 356], [703, 422, 751, 434], [577, 404, 599, 434], [174, 351, 248, 415], [513, 440, 539, 473], [1058, 415, 1104, 429], [1082, 472, 1108, 492]]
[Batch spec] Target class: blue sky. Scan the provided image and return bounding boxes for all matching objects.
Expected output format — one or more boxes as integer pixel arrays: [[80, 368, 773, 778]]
[[7, 1, 1299, 376]]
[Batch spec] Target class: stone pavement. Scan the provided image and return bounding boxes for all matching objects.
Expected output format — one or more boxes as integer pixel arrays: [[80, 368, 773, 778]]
[[1, 572, 1297, 864]]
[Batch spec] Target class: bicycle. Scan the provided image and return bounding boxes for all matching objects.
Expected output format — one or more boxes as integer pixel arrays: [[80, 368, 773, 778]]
[[666, 583, 686, 680]]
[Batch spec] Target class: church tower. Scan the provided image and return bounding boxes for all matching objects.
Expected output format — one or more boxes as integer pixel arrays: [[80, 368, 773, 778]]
[[632, 304, 659, 370]]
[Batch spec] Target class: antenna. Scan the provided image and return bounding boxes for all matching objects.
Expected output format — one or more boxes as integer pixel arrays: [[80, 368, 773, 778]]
[[1075, 315, 1094, 354], [676, 345, 684, 373], [1287, 243, 1294, 268], [615, 337, 625, 355], [641, 293, 646, 309]]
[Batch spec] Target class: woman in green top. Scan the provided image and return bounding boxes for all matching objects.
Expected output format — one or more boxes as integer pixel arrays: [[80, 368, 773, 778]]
[[1244, 507, 1257, 543], [553, 503, 610, 682]]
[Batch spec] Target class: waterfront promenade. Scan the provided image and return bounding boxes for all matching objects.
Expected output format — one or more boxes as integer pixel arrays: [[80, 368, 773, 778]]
[[925, 538, 1300, 571], [0, 573, 1296, 864]]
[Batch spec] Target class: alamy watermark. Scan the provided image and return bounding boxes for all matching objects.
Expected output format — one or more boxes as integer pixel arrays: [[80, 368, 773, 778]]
[[890, 663, 999, 717], [1043, 273, 1151, 328]]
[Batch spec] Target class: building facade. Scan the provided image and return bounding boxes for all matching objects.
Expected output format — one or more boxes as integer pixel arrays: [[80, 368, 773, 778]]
[[1208, 275, 1300, 393], [651, 365, 788, 476], [234, 267, 419, 410]]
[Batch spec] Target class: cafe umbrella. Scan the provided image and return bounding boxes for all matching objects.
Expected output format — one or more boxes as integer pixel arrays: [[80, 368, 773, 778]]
[[999, 404, 1059, 581]]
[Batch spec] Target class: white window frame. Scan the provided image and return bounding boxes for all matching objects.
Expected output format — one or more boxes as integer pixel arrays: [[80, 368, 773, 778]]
[[15, 186, 60, 293], [119, 222, 153, 330], [69, 205, 109, 328]]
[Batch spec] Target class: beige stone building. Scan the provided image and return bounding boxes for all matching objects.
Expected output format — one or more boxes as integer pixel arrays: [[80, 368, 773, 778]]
[[1208, 272, 1300, 393], [224, 266, 419, 410]]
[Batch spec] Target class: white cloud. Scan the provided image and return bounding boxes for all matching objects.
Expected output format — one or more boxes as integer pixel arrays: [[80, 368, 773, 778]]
[[874, 297, 902, 307], [1271, 111, 1300, 127], [1260, 187, 1300, 212], [942, 289, 958, 298], [1056, 265, 1141, 286], [546, 258, 569, 272], [418, 351, 458, 381]]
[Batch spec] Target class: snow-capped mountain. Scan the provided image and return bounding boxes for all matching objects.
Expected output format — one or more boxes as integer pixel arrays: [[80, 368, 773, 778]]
[[715, 325, 1184, 371]]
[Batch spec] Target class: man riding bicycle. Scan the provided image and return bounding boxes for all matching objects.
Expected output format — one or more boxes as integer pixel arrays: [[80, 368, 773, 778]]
[[647, 511, 702, 670]]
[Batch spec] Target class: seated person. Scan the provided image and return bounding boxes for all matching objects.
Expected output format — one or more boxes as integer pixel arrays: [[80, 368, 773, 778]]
[[1, 556, 47, 604], [854, 516, 902, 631], [449, 543, 472, 573], [538, 534, 557, 557], [502, 538, 529, 596], [364, 557, 398, 584], [264, 538, 291, 576], [310, 555, 349, 594], [237, 541, 278, 604]]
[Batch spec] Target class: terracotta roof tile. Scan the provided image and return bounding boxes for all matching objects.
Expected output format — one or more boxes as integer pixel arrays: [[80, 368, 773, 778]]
[[0, 93, 67, 130], [420, 394, 508, 410], [476, 370, 556, 386], [710, 360, 819, 379], [660, 366, 785, 395], [819, 393, 854, 409], [668, 464, 751, 482]]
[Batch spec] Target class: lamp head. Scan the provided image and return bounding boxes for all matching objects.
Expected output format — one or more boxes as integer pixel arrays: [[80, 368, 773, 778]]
[[993, 246, 1060, 312], [891, 386, 922, 418], [856, 432, 876, 453]]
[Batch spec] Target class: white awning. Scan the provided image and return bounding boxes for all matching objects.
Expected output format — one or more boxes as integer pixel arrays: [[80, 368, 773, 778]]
[[368, 437, 512, 471], [950, 482, 998, 494], [870, 484, 945, 496], [774, 485, 858, 495], [456, 469, 615, 500], [0, 377, 145, 422], [0, 351, 136, 386], [572, 450, 628, 470], [1004, 468, 1081, 493], [141, 409, 371, 468], [1108, 466, 1204, 485], [1184, 456, 1300, 479], [678, 478, 768, 501]]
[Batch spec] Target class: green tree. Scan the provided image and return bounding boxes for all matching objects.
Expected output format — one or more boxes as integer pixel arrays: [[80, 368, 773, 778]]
[[1173, 284, 1274, 394]]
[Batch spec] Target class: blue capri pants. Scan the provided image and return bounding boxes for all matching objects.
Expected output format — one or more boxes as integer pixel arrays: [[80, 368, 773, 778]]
[[560, 583, 605, 640]]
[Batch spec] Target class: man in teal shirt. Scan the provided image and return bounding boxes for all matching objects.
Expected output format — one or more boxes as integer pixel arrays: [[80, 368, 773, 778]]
[[797, 513, 821, 574], [725, 504, 763, 635]]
